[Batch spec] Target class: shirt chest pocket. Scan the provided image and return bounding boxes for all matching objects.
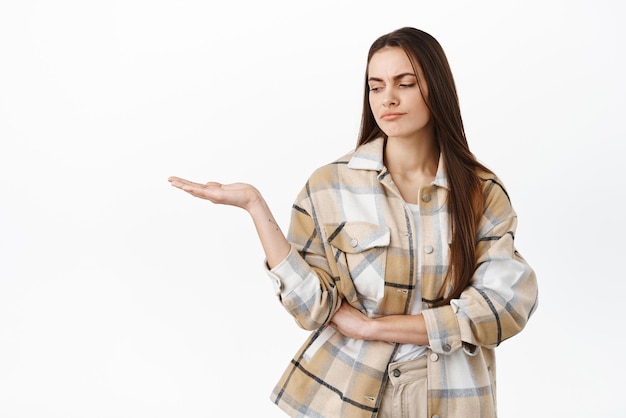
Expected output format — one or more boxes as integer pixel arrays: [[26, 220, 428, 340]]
[[324, 222, 390, 303]]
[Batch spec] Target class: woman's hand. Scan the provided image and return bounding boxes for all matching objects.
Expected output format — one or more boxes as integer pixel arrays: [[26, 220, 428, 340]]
[[168, 176, 290, 268], [168, 176, 262, 212], [330, 301, 372, 341]]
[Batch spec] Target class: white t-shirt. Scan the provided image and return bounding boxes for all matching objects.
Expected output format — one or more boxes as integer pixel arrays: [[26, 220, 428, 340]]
[[393, 203, 429, 362]]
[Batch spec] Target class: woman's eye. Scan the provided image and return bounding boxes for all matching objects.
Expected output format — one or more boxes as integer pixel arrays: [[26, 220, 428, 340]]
[[369, 86, 382, 92], [399, 83, 415, 88]]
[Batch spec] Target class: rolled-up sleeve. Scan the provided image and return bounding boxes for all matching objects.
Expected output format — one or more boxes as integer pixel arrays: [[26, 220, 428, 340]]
[[263, 185, 341, 330], [422, 178, 538, 354]]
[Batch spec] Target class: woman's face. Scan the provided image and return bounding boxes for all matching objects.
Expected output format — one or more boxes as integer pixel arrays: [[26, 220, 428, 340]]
[[367, 47, 432, 141]]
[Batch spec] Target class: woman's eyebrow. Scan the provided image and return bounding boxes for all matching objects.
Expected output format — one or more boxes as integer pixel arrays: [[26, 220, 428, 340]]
[[368, 73, 417, 82]]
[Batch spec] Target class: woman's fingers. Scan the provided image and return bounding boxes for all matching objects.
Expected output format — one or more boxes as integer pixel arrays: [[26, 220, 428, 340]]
[[168, 176, 212, 190], [168, 177, 258, 209]]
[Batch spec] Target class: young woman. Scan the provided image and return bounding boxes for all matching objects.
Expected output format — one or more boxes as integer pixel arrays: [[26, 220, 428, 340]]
[[169, 27, 538, 418]]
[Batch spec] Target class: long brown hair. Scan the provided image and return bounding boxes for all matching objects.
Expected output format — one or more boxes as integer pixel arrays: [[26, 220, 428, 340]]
[[358, 27, 490, 306]]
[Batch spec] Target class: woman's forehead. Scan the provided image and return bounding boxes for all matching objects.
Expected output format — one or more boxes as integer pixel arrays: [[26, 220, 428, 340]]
[[368, 47, 422, 77]]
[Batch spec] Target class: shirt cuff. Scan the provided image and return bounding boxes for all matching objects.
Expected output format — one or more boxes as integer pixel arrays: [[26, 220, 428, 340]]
[[263, 245, 308, 296], [421, 305, 463, 355]]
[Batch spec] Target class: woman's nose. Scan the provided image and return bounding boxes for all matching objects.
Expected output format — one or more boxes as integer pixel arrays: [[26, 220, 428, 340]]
[[382, 93, 398, 106]]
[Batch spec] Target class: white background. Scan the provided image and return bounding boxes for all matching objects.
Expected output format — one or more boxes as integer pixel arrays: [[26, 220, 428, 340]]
[[1, 0, 624, 417]]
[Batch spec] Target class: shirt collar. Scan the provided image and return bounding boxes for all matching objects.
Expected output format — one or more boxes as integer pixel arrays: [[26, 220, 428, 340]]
[[348, 137, 449, 190]]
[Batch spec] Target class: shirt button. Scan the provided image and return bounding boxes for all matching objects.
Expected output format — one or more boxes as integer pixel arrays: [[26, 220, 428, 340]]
[[350, 238, 358, 248], [424, 245, 433, 254], [429, 353, 439, 362], [422, 193, 431, 202], [392, 369, 401, 377], [443, 343, 451, 352]]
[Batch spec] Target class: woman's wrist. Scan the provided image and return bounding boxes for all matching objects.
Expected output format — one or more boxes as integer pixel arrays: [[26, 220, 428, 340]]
[[245, 194, 290, 269], [360, 316, 377, 341], [245, 193, 273, 222]]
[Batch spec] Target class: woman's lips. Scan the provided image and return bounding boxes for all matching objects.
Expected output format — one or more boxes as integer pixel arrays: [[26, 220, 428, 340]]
[[381, 112, 404, 121]]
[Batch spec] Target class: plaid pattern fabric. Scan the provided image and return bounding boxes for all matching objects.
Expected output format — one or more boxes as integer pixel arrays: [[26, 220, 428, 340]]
[[266, 137, 538, 417]]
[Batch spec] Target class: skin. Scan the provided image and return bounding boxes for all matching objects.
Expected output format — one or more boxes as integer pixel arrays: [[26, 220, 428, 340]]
[[169, 46, 435, 347]]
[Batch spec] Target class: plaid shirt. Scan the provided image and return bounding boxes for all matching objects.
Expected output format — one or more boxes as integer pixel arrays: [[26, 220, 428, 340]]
[[266, 137, 538, 417]]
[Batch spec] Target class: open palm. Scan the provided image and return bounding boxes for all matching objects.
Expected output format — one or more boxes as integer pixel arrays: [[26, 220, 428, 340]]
[[168, 176, 261, 211]]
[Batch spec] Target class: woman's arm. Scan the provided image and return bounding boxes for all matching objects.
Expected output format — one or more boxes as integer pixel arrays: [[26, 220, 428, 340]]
[[169, 175, 342, 330], [168, 177, 290, 268], [330, 302, 430, 346]]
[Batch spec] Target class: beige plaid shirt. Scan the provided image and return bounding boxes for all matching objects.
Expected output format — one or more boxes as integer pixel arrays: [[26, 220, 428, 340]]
[[266, 137, 538, 417]]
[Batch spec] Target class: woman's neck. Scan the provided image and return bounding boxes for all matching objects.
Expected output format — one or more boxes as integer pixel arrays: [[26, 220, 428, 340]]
[[384, 134, 439, 180]]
